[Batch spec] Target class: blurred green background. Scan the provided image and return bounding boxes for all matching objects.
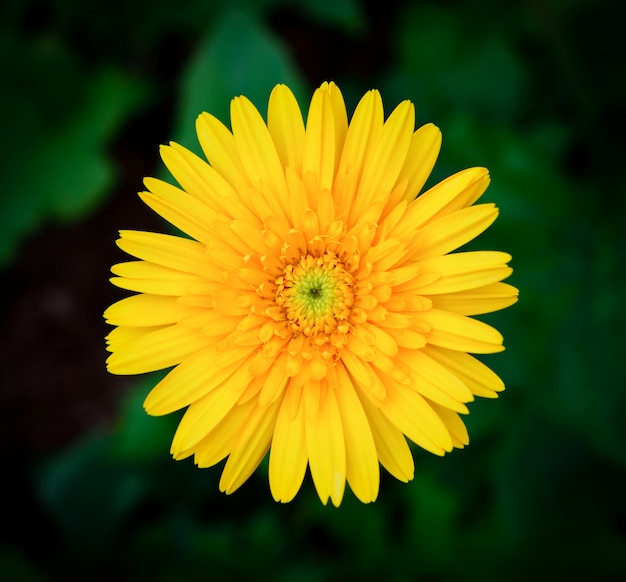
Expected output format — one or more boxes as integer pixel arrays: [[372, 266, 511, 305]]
[[1, 0, 624, 579]]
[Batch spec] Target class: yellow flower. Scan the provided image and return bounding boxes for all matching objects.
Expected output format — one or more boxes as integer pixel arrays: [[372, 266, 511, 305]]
[[104, 82, 518, 506]]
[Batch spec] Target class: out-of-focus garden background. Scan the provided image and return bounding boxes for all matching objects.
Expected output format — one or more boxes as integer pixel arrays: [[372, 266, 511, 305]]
[[1, 0, 624, 579]]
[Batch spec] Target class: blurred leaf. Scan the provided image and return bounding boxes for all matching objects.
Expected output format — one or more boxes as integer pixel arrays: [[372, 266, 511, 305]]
[[386, 3, 528, 122], [37, 434, 147, 544], [554, 229, 626, 468], [172, 8, 306, 154], [434, 114, 570, 230], [493, 411, 626, 576], [464, 393, 507, 440], [111, 374, 178, 462], [0, 33, 148, 267], [303, 488, 389, 578], [294, 0, 364, 32], [403, 472, 458, 570]]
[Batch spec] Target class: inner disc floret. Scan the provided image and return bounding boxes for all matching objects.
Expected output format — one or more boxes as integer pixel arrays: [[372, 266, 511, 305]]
[[275, 252, 355, 337]]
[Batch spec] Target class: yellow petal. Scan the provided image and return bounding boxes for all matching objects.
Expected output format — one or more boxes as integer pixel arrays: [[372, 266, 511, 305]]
[[340, 350, 386, 404], [430, 282, 519, 315], [106, 324, 210, 375], [333, 364, 379, 503], [170, 362, 252, 453], [419, 309, 504, 354], [159, 143, 218, 201], [110, 261, 205, 296], [302, 82, 337, 194], [269, 384, 308, 503], [219, 397, 282, 494], [351, 100, 415, 221], [327, 81, 349, 171], [367, 237, 408, 272], [116, 230, 213, 278], [416, 251, 513, 294], [356, 387, 414, 482], [160, 142, 254, 224], [104, 294, 201, 327], [105, 325, 162, 352], [144, 344, 255, 416], [428, 401, 470, 448], [423, 345, 505, 398], [258, 352, 290, 406], [397, 123, 442, 201], [361, 323, 399, 357], [231, 95, 290, 220], [195, 111, 249, 192], [139, 188, 215, 246], [267, 84, 305, 174], [395, 348, 474, 413], [190, 397, 257, 467], [334, 89, 384, 215], [379, 379, 453, 456], [229, 219, 269, 255], [408, 167, 490, 227], [284, 166, 308, 229], [304, 382, 346, 506], [386, 327, 428, 349], [416, 203, 499, 260]]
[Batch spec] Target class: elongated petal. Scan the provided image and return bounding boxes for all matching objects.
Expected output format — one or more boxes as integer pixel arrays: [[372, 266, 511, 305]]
[[191, 397, 258, 467], [334, 89, 384, 214], [410, 167, 490, 226], [395, 349, 474, 413], [195, 112, 249, 191], [428, 401, 470, 448], [139, 186, 216, 245], [423, 345, 505, 398], [104, 294, 201, 327], [430, 282, 519, 315], [417, 204, 499, 260], [419, 308, 505, 353], [268, 84, 305, 173], [397, 123, 442, 200], [219, 398, 282, 494], [269, 384, 308, 503], [416, 251, 513, 294], [110, 261, 205, 295], [302, 83, 337, 194], [144, 344, 255, 416], [333, 364, 379, 503], [357, 387, 414, 482], [170, 366, 251, 455], [231, 95, 289, 219], [351, 100, 415, 220], [116, 230, 212, 277], [106, 325, 211, 375], [378, 378, 453, 455], [305, 382, 346, 506]]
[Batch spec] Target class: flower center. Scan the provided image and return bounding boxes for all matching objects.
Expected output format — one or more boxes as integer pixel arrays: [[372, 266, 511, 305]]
[[275, 252, 354, 337]]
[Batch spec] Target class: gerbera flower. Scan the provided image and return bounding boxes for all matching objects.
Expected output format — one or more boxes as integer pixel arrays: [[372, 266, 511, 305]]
[[105, 82, 518, 506]]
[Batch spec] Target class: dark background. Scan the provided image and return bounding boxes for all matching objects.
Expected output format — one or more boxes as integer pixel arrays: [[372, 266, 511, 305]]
[[1, 0, 625, 579]]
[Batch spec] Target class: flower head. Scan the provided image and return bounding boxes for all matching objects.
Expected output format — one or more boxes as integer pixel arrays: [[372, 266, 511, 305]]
[[105, 82, 518, 505]]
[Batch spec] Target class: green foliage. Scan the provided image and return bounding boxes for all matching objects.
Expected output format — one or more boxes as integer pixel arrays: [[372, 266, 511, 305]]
[[295, 0, 365, 32], [37, 434, 147, 544], [0, 31, 148, 266]]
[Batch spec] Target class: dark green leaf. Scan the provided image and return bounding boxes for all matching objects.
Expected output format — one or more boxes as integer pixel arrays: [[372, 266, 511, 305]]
[[37, 435, 147, 543], [172, 9, 306, 154], [0, 34, 148, 266]]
